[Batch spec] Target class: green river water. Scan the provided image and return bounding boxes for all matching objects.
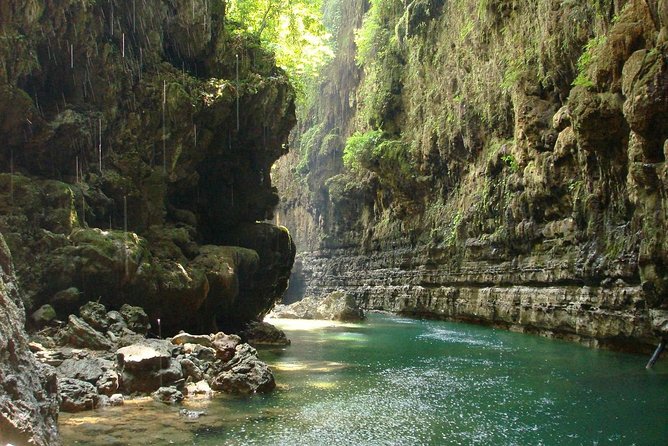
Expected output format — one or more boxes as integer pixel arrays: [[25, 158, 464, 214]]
[[60, 313, 668, 445]]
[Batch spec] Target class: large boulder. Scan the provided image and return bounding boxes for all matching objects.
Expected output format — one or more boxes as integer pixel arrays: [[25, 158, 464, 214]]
[[79, 301, 109, 331], [316, 291, 365, 322], [209, 344, 276, 394], [119, 304, 151, 335], [58, 378, 100, 413], [116, 339, 183, 393], [169, 331, 276, 395], [271, 291, 365, 322], [218, 223, 297, 329], [239, 321, 291, 347]]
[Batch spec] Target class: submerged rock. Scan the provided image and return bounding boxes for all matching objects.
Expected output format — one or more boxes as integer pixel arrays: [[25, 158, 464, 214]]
[[152, 386, 184, 404]]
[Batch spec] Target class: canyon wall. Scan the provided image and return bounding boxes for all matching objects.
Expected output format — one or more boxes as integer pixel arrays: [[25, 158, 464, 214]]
[[0, 233, 59, 446], [0, 0, 296, 334], [274, 0, 668, 351]]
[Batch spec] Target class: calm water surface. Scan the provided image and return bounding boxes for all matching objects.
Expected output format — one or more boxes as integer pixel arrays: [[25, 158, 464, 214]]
[[60, 313, 668, 445]]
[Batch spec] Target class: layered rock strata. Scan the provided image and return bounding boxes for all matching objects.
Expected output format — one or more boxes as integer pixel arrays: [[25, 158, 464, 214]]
[[276, 0, 668, 352]]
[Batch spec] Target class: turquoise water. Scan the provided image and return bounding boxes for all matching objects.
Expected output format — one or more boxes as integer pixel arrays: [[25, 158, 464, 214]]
[[61, 313, 668, 445]]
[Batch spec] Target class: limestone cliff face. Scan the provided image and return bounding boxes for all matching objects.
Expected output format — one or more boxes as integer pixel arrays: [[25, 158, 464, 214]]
[[0, 0, 296, 333], [0, 233, 59, 446], [275, 0, 668, 351]]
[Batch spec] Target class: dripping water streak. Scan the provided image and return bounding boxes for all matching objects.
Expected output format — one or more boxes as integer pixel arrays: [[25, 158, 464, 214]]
[[81, 190, 86, 227], [97, 118, 102, 173], [123, 195, 128, 277], [236, 54, 240, 132], [162, 80, 166, 174], [9, 147, 14, 206]]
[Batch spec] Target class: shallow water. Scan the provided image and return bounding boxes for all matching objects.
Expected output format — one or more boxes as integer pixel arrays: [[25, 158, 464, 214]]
[[60, 314, 668, 445]]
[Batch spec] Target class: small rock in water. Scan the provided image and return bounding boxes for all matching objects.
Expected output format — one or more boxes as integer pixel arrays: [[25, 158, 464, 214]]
[[152, 386, 184, 404], [108, 393, 124, 406], [59, 378, 100, 413]]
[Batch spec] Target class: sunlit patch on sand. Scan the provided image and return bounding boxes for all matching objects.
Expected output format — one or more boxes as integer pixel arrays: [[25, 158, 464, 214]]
[[60, 416, 106, 427], [122, 397, 153, 406], [308, 381, 338, 390], [330, 332, 368, 343], [271, 360, 348, 373], [266, 317, 362, 331], [272, 361, 308, 371]]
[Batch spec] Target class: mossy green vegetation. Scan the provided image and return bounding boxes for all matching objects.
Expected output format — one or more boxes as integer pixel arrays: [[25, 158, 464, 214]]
[[572, 35, 608, 88]]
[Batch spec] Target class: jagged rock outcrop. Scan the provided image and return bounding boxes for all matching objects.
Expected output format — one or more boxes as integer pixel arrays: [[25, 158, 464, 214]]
[[275, 0, 668, 352], [32, 300, 277, 412], [271, 291, 365, 322], [0, 0, 296, 334], [0, 234, 60, 446]]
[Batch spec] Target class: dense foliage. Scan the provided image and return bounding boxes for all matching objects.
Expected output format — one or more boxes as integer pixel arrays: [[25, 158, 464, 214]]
[[226, 0, 334, 95]]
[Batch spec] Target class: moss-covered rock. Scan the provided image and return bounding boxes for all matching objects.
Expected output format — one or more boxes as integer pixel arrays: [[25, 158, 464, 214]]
[[0, 0, 297, 333]]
